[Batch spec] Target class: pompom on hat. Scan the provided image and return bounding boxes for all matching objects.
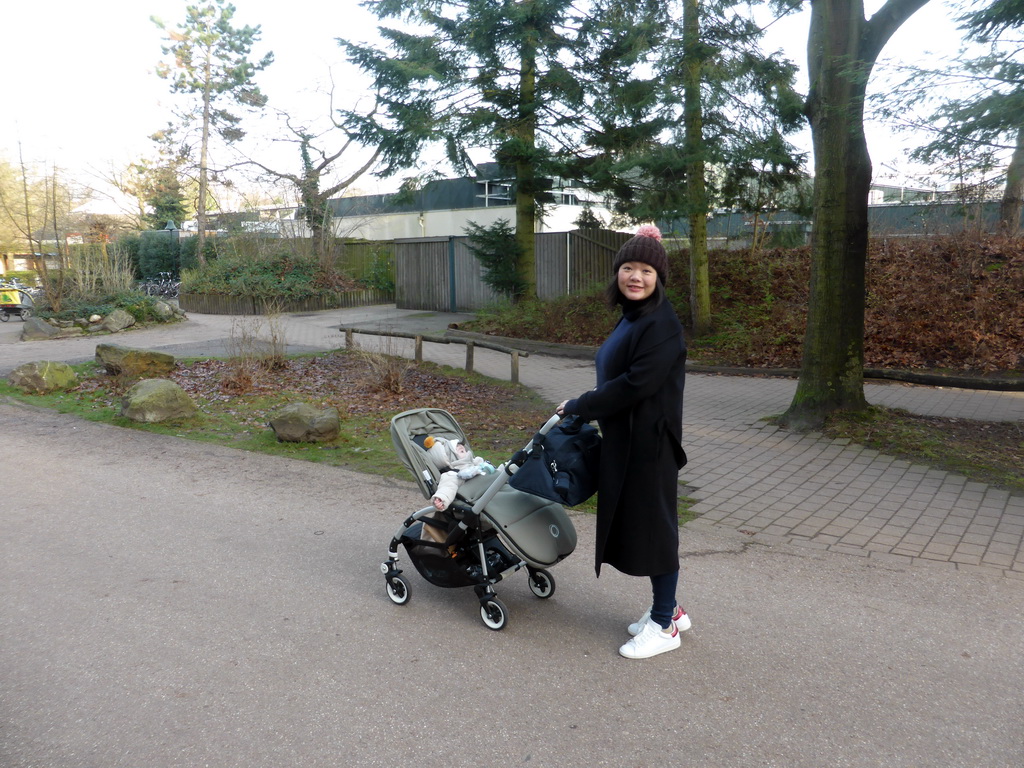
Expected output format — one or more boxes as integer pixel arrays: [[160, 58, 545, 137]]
[[423, 435, 461, 470], [613, 224, 668, 284]]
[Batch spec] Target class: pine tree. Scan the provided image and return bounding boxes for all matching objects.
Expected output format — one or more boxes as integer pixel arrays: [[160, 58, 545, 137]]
[[340, 0, 614, 300], [341, 0, 805, 316], [884, 1, 1024, 231], [153, 1, 273, 263], [570, 0, 805, 336]]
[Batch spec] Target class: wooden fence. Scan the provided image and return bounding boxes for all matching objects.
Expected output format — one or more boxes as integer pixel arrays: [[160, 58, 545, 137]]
[[338, 241, 391, 281], [338, 327, 530, 384], [179, 288, 391, 315], [394, 228, 630, 312]]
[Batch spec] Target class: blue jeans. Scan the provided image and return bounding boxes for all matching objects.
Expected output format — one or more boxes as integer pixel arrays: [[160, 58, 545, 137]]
[[650, 571, 679, 629]]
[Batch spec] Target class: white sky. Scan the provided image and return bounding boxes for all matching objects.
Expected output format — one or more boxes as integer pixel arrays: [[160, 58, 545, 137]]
[[0, 0, 970, 208]]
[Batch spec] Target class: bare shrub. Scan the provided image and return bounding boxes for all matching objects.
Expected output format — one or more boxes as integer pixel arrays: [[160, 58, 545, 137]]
[[355, 335, 413, 394], [223, 308, 290, 392], [223, 316, 263, 394], [220, 364, 256, 395], [68, 243, 137, 299], [257, 299, 287, 369]]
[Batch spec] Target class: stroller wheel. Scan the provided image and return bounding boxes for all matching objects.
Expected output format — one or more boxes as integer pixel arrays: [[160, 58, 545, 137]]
[[479, 596, 508, 631], [385, 574, 411, 605], [527, 568, 556, 599]]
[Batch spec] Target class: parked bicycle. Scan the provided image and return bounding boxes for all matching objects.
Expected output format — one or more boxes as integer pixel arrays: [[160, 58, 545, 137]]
[[138, 272, 181, 299]]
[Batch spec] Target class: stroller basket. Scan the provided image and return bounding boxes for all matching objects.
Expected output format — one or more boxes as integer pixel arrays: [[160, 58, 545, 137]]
[[382, 408, 579, 630]]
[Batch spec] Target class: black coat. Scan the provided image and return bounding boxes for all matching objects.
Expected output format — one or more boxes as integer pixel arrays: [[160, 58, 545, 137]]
[[566, 299, 687, 577]]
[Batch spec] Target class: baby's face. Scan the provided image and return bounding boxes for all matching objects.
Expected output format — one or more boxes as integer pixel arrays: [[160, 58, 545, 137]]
[[454, 442, 470, 459]]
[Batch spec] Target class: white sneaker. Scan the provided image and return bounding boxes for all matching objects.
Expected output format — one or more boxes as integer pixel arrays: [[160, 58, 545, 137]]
[[628, 605, 691, 636], [619, 618, 681, 659]]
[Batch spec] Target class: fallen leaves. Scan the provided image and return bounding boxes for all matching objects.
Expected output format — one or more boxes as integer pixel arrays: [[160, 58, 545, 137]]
[[163, 352, 521, 418], [692, 234, 1024, 372]]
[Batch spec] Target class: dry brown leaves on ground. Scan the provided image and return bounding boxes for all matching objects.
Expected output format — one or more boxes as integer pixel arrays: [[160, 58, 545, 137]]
[[165, 352, 520, 417], [692, 234, 1024, 372]]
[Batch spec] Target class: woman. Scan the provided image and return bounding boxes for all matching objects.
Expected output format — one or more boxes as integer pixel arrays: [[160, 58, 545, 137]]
[[557, 225, 689, 659]]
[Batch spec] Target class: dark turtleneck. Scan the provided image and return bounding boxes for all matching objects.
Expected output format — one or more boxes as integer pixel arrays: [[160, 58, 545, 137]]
[[619, 294, 657, 321]]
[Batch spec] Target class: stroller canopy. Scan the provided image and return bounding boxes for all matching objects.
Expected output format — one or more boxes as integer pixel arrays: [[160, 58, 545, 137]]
[[390, 408, 469, 500]]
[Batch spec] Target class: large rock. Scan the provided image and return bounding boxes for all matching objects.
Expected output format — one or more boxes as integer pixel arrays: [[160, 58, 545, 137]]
[[121, 379, 197, 423], [99, 308, 136, 333], [7, 361, 77, 393], [151, 300, 176, 322], [268, 403, 340, 443], [20, 317, 60, 341], [96, 344, 176, 377]]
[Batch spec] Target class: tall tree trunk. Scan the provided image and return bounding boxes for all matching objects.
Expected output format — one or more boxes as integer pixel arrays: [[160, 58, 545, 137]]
[[309, 199, 333, 270], [16, 143, 53, 307], [196, 50, 212, 266], [684, 0, 711, 336], [514, 21, 538, 301], [48, 171, 69, 305], [999, 125, 1024, 234], [781, 0, 928, 431], [302, 188, 329, 268], [309, 208, 327, 266]]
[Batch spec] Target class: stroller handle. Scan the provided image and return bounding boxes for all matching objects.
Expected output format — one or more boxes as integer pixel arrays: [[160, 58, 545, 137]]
[[538, 413, 563, 436], [512, 413, 563, 464]]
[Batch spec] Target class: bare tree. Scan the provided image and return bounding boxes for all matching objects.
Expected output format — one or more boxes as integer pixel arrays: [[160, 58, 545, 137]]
[[0, 145, 47, 271], [238, 92, 384, 267], [0, 148, 78, 309]]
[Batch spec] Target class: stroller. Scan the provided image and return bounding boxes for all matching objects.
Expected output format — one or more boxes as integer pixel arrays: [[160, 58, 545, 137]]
[[383, 408, 578, 630], [0, 285, 33, 322]]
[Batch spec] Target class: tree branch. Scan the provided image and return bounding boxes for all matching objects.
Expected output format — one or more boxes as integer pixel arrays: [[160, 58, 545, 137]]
[[863, 0, 932, 62]]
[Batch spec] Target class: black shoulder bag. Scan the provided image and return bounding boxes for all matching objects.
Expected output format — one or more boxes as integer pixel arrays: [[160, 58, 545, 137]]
[[509, 415, 601, 507]]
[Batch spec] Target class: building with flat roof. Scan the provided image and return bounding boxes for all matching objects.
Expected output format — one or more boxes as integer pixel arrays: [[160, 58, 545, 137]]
[[280, 163, 615, 240]]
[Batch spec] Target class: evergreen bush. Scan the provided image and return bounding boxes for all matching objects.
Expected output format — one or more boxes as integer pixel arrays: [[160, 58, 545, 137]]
[[180, 251, 352, 299], [40, 292, 168, 323], [138, 231, 180, 277], [361, 248, 395, 293], [464, 219, 527, 300], [115, 235, 142, 278]]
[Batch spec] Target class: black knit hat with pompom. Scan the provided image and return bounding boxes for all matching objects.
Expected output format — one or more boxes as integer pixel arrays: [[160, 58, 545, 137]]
[[613, 224, 668, 284]]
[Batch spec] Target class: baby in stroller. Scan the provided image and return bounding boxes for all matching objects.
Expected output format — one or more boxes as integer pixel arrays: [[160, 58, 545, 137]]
[[422, 435, 499, 511]]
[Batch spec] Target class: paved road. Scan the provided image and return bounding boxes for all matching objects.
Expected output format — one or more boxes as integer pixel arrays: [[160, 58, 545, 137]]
[[2, 305, 1022, 767]]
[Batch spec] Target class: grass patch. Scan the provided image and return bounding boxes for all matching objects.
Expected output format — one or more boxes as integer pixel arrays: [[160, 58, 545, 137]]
[[822, 406, 1024, 495], [678, 487, 699, 526]]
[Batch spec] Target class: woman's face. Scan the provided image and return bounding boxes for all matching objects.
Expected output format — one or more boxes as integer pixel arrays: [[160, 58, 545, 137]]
[[617, 261, 658, 301]]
